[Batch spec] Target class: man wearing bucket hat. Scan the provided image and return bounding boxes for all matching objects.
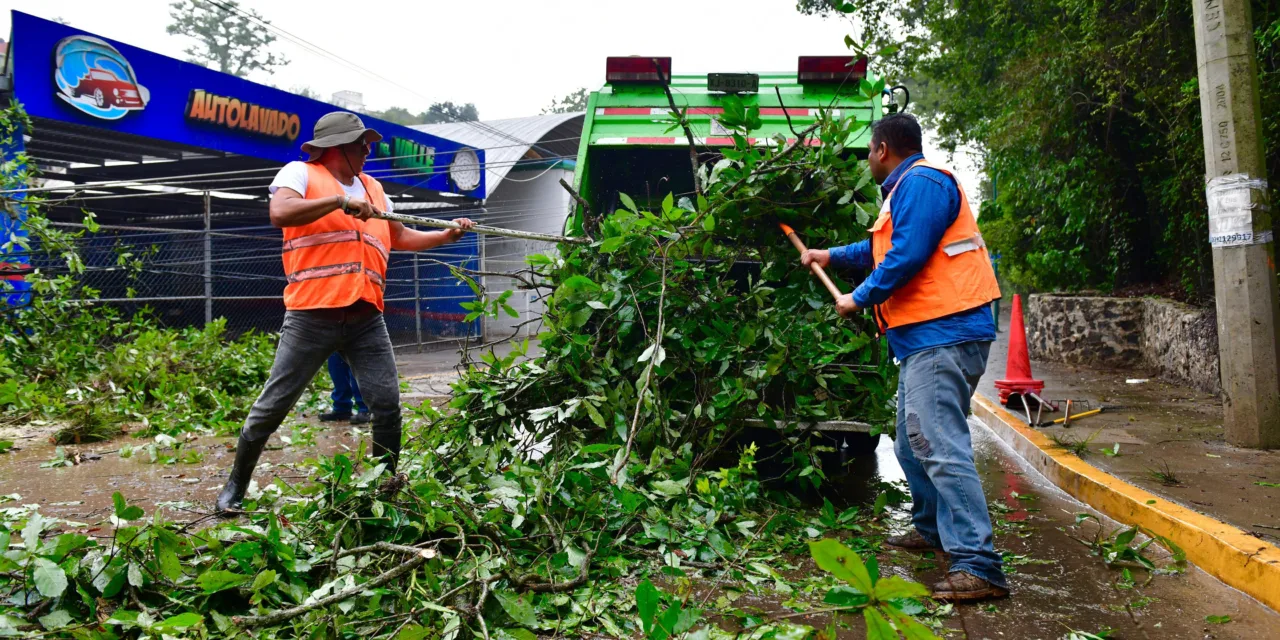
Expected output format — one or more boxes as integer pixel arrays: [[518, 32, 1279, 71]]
[[215, 112, 475, 513]]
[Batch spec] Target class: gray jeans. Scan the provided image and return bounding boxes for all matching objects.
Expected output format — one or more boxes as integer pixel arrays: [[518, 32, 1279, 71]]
[[240, 302, 401, 444]]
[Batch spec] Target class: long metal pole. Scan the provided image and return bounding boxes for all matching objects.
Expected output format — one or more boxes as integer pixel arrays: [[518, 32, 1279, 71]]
[[413, 252, 422, 354], [203, 190, 212, 326], [1193, 0, 1280, 448], [377, 210, 589, 245]]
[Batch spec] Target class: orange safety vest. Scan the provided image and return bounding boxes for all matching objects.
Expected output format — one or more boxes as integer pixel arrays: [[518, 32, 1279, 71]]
[[868, 159, 1001, 332], [280, 163, 392, 311]]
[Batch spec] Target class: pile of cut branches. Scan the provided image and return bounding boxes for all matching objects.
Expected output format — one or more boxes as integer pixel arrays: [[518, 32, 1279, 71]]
[[0, 98, 942, 639]]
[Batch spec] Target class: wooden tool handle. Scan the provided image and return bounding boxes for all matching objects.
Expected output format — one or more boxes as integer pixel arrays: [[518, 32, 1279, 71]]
[[779, 224, 843, 302]]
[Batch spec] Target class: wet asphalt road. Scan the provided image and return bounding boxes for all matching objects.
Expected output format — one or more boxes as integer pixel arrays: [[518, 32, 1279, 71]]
[[2, 415, 1278, 638]]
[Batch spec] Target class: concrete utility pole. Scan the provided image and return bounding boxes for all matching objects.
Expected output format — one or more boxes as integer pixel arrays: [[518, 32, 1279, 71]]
[[1193, 0, 1280, 449]]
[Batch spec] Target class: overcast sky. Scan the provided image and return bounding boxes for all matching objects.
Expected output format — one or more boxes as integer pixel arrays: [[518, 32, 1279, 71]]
[[1, 0, 983, 198]]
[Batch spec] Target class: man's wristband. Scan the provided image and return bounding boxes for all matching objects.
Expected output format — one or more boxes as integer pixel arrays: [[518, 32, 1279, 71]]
[[339, 195, 351, 213]]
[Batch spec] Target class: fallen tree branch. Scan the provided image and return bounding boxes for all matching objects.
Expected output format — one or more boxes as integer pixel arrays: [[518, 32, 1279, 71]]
[[723, 124, 821, 200], [686, 122, 822, 231], [335, 541, 440, 560], [560, 178, 598, 238], [510, 549, 595, 593], [233, 551, 430, 628], [625, 546, 721, 570], [475, 580, 493, 640], [417, 255, 542, 291], [654, 58, 703, 199], [614, 247, 669, 484]]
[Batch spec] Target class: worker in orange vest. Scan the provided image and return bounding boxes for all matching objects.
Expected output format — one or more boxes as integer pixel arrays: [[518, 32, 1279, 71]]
[[215, 112, 475, 513], [801, 114, 1006, 601]]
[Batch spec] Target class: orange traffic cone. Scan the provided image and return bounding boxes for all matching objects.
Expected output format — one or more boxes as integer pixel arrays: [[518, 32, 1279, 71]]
[[994, 294, 1044, 406]]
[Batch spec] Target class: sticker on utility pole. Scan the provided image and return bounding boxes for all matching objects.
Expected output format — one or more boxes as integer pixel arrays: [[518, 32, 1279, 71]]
[[1207, 174, 1272, 247]]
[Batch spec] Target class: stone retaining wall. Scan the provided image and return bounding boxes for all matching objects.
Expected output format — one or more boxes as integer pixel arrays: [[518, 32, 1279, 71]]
[[1025, 294, 1220, 394]]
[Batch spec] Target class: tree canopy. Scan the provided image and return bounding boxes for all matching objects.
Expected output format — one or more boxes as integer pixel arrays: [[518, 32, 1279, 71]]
[[166, 0, 287, 78], [543, 88, 591, 114], [803, 0, 1280, 302], [365, 102, 480, 126]]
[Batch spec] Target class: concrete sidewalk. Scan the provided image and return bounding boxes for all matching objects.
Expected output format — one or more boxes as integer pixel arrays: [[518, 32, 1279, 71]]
[[977, 315, 1280, 547]]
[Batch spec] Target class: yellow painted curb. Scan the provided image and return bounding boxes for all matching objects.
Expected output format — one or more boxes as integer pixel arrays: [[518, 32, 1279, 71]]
[[971, 394, 1280, 612]]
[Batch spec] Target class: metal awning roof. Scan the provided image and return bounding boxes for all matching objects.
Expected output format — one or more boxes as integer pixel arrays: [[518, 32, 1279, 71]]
[[22, 116, 479, 228], [412, 113, 583, 195]]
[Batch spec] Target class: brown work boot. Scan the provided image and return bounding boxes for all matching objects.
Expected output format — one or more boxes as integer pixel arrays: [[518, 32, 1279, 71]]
[[931, 571, 1009, 602], [884, 530, 941, 553]]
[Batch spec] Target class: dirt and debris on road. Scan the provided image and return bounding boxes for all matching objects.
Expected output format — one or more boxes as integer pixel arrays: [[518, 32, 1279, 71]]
[[3, 400, 1276, 638]]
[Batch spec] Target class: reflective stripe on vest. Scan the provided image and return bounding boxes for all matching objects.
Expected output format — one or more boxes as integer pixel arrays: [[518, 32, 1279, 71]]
[[869, 159, 1001, 332], [286, 261, 362, 283], [280, 163, 393, 311]]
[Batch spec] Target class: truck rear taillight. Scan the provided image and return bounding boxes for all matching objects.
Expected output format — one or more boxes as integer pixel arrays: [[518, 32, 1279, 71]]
[[606, 57, 672, 84], [797, 56, 868, 84]]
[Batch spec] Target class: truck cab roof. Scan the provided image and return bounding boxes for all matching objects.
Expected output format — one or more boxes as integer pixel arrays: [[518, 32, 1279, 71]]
[[568, 60, 887, 232]]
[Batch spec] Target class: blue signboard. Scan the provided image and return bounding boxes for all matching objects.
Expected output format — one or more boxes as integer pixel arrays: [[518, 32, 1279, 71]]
[[9, 11, 485, 198]]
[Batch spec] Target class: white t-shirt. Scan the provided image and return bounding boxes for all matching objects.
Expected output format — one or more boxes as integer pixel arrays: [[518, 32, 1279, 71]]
[[269, 161, 393, 212]]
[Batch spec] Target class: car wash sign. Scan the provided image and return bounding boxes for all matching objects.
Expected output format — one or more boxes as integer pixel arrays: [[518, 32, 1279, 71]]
[[8, 11, 484, 198], [185, 90, 302, 142]]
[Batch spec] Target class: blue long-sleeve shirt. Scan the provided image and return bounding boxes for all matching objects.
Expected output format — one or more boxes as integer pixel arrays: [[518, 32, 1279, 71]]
[[828, 153, 996, 359]]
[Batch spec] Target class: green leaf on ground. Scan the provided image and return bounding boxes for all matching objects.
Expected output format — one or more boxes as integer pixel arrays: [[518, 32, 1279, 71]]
[[636, 579, 661, 633], [38, 609, 73, 630], [33, 559, 67, 598], [810, 538, 874, 594], [251, 569, 277, 591], [874, 575, 930, 600], [196, 570, 250, 593], [153, 613, 203, 633], [863, 608, 896, 640], [495, 590, 537, 628], [111, 492, 144, 521]]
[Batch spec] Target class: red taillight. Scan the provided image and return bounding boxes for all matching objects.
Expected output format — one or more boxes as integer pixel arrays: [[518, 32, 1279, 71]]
[[797, 56, 869, 83], [606, 57, 672, 84]]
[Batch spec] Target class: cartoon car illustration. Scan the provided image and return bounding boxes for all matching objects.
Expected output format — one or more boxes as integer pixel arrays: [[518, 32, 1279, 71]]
[[54, 34, 149, 120], [71, 68, 145, 109]]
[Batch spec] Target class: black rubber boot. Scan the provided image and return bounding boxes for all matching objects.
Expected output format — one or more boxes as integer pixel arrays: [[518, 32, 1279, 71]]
[[215, 435, 268, 514], [371, 428, 401, 473]]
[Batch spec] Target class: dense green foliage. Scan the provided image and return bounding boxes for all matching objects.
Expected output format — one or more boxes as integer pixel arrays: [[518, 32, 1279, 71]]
[[0, 109, 277, 441], [0, 98, 939, 638], [450, 97, 896, 491], [803, 0, 1280, 301]]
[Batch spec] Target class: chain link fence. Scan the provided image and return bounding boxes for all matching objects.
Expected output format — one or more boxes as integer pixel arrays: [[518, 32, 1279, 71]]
[[25, 220, 490, 350]]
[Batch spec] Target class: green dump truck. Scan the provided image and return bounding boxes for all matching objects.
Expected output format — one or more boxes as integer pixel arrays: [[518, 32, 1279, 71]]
[[565, 56, 900, 458]]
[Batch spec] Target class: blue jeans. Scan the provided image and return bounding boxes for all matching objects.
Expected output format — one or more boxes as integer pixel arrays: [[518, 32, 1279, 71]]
[[328, 352, 368, 414], [894, 341, 1006, 589]]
